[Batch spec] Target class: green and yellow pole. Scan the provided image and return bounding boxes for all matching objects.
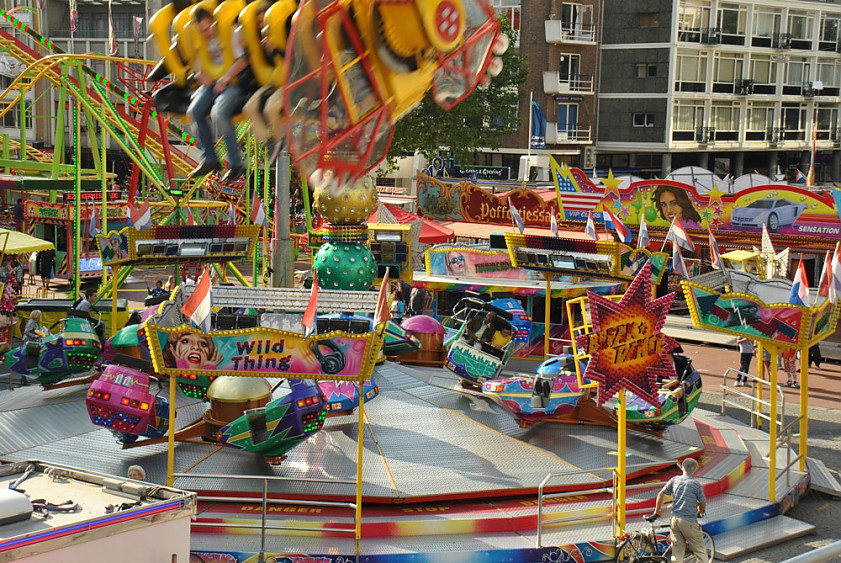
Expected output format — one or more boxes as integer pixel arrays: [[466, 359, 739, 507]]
[[355, 378, 365, 557], [798, 346, 808, 471], [73, 99, 81, 300], [167, 369, 177, 487], [111, 265, 119, 338], [544, 272, 552, 359], [768, 348, 779, 502], [617, 388, 627, 535]]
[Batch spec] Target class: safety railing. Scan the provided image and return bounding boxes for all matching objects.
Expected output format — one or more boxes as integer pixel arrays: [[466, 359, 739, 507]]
[[535, 461, 673, 547], [721, 367, 801, 486], [174, 472, 358, 562]]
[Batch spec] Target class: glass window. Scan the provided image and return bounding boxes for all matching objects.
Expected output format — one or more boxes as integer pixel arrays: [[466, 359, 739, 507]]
[[749, 56, 776, 84], [640, 13, 659, 27], [718, 4, 746, 35], [818, 61, 840, 87], [781, 104, 806, 135], [676, 52, 707, 82], [786, 59, 810, 86], [714, 54, 743, 82], [672, 102, 704, 131], [746, 104, 774, 132], [635, 63, 657, 78], [712, 104, 739, 131], [753, 9, 781, 38], [633, 113, 654, 127], [788, 12, 813, 41], [821, 16, 840, 43]]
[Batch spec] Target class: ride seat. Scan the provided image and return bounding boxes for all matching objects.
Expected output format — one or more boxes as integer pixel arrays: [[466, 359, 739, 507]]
[[246, 408, 268, 445]]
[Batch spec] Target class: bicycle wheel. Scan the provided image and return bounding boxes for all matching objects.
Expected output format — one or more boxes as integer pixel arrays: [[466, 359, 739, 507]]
[[662, 530, 715, 562], [614, 533, 657, 562]]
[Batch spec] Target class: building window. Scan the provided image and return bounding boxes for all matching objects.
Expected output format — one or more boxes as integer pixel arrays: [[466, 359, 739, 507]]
[[753, 9, 781, 39], [711, 103, 740, 139], [718, 3, 746, 44], [713, 53, 744, 85], [785, 59, 810, 87], [746, 103, 774, 140], [492, 0, 521, 33], [639, 13, 659, 27], [678, 3, 711, 42], [635, 63, 657, 78], [672, 102, 704, 140], [788, 12, 814, 42], [820, 16, 840, 44], [633, 113, 654, 127]]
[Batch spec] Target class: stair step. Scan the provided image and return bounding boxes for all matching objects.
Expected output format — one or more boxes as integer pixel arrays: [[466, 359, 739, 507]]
[[713, 515, 815, 561], [806, 457, 841, 498]]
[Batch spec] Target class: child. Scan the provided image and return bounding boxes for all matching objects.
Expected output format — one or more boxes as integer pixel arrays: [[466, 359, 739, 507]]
[[162, 331, 223, 370], [781, 348, 798, 387]]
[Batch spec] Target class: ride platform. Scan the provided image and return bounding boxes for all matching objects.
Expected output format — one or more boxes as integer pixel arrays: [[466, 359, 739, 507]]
[[0, 362, 813, 562]]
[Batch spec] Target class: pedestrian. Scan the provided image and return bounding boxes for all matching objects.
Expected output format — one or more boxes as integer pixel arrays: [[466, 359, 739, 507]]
[[735, 337, 753, 387], [389, 289, 404, 324], [808, 344, 823, 369], [409, 286, 426, 317], [36, 249, 55, 291], [650, 458, 708, 563], [782, 348, 798, 387]]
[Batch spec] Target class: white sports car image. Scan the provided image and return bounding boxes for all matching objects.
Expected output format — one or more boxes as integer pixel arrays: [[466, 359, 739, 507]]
[[730, 198, 807, 231]]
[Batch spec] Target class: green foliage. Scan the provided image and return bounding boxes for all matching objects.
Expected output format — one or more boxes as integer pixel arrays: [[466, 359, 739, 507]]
[[387, 17, 528, 167]]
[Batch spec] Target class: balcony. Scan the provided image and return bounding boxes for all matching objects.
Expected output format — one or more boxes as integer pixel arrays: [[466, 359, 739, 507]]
[[767, 127, 786, 144], [695, 127, 716, 144], [546, 123, 592, 144], [772, 33, 792, 49], [543, 72, 594, 95], [545, 20, 596, 44]]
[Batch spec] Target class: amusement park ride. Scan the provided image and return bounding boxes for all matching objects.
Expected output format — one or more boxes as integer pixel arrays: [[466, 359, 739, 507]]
[[2, 1, 841, 562]]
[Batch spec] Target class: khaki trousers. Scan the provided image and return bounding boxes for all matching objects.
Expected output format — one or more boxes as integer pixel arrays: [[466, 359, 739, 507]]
[[669, 516, 708, 562]]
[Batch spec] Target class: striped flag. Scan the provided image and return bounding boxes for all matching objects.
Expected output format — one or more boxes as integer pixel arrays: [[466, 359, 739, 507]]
[[184, 206, 195, 226], [602, 208, 631, 244], [251, 192, 269, 227], [89, 204, 101, 238], [228, 202, 236, 225], [584, 212, 597, 240], [818, 251, 832, 298], [508, 200, 525, 234], [672, 243, 690, 278], [128, 200, 152, 230], [550, 213, 559, 238], [181, 268, 212, 332], [373, 267, 391, 326], [302, 271, 319, 336], [708, 227, 722, 270], [637, 216, 649, 249], [829, 242, 841, 305], [789, 256, 810, 307], [665, 217, 695, 252], [69, 0, 77, 33], [107, 0, 118, 56]]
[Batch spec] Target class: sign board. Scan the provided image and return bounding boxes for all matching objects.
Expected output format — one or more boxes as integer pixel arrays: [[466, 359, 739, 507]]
[[63, 191, 122, 203], [425, 246, 539, 280]]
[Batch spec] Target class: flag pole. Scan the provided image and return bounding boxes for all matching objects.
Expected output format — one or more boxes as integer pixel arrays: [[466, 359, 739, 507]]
[[524, 91, 533, 189]]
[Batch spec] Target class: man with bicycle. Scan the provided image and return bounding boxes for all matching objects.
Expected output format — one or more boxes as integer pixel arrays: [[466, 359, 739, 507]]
[[650, 458, 708, 562]]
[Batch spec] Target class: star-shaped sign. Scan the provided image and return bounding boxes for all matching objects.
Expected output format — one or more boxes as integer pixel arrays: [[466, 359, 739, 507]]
[[601, 169, 622, 199], [575, 262, 680, 408], [706, 184, 726, 207]]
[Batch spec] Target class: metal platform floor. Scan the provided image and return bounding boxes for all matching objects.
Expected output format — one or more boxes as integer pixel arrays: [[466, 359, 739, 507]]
[[0, 362, 814, 562]]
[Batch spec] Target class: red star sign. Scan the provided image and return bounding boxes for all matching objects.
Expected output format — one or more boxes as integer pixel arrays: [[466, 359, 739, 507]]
[[575, 262, 680, 407]]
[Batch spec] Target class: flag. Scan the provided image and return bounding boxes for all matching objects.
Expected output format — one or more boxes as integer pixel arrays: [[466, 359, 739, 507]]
[[530, 100, 547, 149], [830, 242, 841, 305], [708, 227, 722, 270], [128, 200, 152, 230], [181, 268, 212, 332], [794, 169, 807, 184], [88, 205, 101, 238], [107, 0, 118, 56], [373, 267, 391, 326], [228, 202, 236, 225], [184, 206, 195, 226], [301, 271, 319, 336], [584, 212, 597, 240], [602, 208, 631, 244], [134, 16, 143, 37], [251, 192, 268, 227], [788, 256, 810, 306], [672, 244, 690, 278], [665, 217, 695, 252], [550, 214, 559, 238], [637, 216, 649, 249], [508, 200, 525, 234], [818, 251, 832, 298], [69, 0, 77, 33]]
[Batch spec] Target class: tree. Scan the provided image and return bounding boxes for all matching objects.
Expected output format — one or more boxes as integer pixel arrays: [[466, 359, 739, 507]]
[[387, 17, 528, 167]]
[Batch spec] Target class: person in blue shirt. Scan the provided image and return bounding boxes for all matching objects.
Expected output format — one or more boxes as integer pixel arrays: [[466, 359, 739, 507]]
[[650, 457, 708, 563]]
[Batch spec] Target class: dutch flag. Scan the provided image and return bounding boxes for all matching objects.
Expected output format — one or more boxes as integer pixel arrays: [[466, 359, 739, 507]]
[[828, 242, 841, 305], [128, 200, 152, 231], [795, 169, 807, 184], [789, 256, 810, 306], [228, 202, 236, 225], [637, 216, 650, 249], [89, 204, 101, 238], [602, 208, 631, 244], [584, 212, 597, 240], [509, 200, 525, 234], [672, 244, 690, 278], [708, 227, 723, 270], [181, 268, 212, 332], [251, 192, 269, 228], [665, 217, 695, 252]]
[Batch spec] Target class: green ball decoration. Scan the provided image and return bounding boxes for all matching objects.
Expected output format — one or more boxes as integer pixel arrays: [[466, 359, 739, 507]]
[[644, 207, 658, 223], [313, 242, 376, 290]]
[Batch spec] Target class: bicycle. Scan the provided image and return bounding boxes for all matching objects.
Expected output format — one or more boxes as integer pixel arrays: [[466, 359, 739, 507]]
[[614, 513, 715, 562]]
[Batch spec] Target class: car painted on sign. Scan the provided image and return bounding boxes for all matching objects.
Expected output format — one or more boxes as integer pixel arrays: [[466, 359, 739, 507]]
[[730, 198, 807, 232]]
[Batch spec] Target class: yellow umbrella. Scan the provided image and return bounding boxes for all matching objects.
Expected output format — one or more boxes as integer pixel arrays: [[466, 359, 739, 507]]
[[0, 228, 55, 255]]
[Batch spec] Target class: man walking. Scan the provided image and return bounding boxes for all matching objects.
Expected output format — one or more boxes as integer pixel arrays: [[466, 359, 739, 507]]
[[735, 337, 753, 386], [650, 458, 708, 563]]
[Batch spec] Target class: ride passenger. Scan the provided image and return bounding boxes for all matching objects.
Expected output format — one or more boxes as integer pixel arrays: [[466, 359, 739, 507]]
[[23, 310, 43, 345], [127, 465, 146, 481], [465, 311, 497, 345], [150, 280, 169, 298], [490, 326, 512, 349], [75, 288, 97, 313], [162, 331, 223, 370], [187, 7, 250, 181]]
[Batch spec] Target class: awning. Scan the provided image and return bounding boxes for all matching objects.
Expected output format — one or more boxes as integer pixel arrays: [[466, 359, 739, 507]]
[[412, 272, 621, 298], [369, 202, 454, 244], [0, 228, 54, 255], [439, 221, 612, 241]]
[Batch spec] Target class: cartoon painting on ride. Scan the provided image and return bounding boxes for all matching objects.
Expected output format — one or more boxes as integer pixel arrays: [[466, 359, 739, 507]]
[[145, 325, 380, 380], [575, 263, 678, 408], [417, 158, 841, 234], [426, 246, 539, 280]]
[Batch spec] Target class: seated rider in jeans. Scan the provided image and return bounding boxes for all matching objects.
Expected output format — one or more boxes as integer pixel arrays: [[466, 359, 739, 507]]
[[650, 458, 708, 563]]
